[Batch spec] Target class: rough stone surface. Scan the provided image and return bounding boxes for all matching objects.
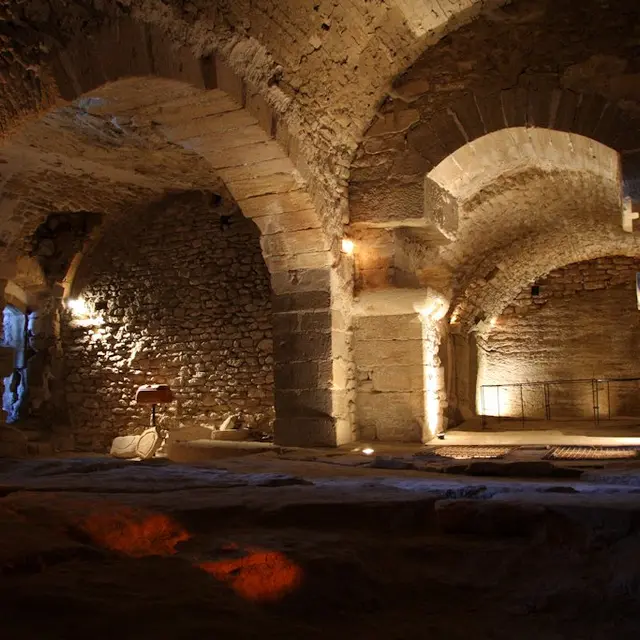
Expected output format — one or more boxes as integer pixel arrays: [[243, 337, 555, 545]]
[[60, 193, 274, 452], [3, 1, 640, 450], [351, 0, 640, 221], [478, 257, 640, 419], [354, 314, 424, 442]]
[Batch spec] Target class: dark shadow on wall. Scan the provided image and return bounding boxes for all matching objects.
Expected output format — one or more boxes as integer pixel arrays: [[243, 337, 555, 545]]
[[447, 330, 478, 428]]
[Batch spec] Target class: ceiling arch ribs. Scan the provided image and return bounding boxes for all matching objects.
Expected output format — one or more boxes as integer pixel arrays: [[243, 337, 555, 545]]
[[350, 0, 640, 240], [0, 14, 334, 275], [0, 0, 511, 251]]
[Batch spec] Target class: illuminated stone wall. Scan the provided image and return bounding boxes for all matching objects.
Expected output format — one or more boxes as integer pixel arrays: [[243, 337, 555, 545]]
[[354, 314, 425, 442], [478, 257, 640, 421], [61, 193, 273, 452]]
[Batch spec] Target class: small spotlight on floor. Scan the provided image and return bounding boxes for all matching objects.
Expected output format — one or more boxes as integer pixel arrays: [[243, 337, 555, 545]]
[[362, 447, 375, 456], [437, 433, 445, 440]]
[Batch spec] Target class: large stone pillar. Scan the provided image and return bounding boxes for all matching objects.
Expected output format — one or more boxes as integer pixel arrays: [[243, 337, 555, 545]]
[[421, 315, 447, 440], [352, 288, 448, 443], [447, 328, 478, 425], [354, 312, 425, 442], [271, 257, 355, 447]]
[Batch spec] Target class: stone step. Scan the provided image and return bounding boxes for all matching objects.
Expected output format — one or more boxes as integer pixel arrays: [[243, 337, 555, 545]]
[[166, 439, 275, 463]]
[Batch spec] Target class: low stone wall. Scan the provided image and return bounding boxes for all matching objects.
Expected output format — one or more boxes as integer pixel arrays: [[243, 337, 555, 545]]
[[479, 257, 640, 420], [61, 193, 273, 451]]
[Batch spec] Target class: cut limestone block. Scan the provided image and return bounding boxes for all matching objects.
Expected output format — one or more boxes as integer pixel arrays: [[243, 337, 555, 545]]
[[219, 414, 239, 431], [212, 428, 251, 442], [167, 425, 216, 446], [110, 435, 140, 459], [136, 428, 161, 460]]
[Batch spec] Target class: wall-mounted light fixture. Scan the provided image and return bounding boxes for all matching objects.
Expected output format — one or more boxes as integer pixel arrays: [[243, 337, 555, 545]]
[[341, 238, 355, 255], [66, 296, 104, 328], [66, 297, 90, 316], [417, 297, 448, 322]]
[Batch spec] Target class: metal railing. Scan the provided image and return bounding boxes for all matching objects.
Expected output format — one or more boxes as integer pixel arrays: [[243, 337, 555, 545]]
[[479, 376, 640, 428]]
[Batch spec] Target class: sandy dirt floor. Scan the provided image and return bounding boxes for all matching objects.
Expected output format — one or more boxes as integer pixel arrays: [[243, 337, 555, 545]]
[[2, 455, 640, 639]]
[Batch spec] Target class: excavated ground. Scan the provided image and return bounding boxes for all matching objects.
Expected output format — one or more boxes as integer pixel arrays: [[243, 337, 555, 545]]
[[2, 455, 640, 639]]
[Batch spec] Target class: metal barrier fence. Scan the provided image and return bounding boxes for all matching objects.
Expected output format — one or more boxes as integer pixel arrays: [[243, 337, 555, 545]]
[[480, 377, 640, 427]]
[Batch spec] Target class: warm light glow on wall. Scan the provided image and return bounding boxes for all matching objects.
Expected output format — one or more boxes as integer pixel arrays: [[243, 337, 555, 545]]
[[66, 296, 104, 328], [341, 238, 355, 255], [66, 296, 90, 317], [476, 385, 522, 418], [425, 367, 441, 438], [417, 297, 448, 322], [421, 318, 444, 440]]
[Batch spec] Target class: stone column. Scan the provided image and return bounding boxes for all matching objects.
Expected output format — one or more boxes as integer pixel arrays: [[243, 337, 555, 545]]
[[352, 288, 448, 443], [354, 312, 425, 442], [271, 259, 355, 447], [421, 315, 447, 441], [447, 328, 478, 425]]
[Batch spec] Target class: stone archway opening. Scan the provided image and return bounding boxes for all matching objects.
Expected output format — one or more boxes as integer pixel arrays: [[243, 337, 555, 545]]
[[0, 61, 353, 451], [348, 124, 639, 443], [58, 191, 274, 453], [475, 255, 640, 426], [2, 304, 27, 424]]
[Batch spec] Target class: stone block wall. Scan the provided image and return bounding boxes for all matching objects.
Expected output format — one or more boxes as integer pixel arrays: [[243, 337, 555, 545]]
[[61, 193, 273, 451], [354, 314, 424, 442], [270, 259, 356, 448], [479, 257, 640, 421]]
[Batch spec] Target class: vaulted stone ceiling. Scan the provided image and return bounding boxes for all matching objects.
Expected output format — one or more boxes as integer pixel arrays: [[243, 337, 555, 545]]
[[2, 0, 639, 306], [347, 0, 640, 333], [351, 0, 640, 207], [0, 91, 222, 259], [0, 0, 502, 254]]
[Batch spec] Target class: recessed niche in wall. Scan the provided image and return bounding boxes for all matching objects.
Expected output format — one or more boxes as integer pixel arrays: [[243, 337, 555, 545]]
[[531, 285, 540, 297]]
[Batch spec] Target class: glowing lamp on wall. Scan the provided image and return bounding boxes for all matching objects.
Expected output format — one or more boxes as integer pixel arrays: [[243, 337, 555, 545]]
[[66, 296, 104, 328], [341, 238, 355, 255], [66, 297, 90, 317]]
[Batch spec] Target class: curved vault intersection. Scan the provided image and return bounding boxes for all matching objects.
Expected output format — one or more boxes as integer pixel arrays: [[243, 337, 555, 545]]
[[0, 0, 640, 452]]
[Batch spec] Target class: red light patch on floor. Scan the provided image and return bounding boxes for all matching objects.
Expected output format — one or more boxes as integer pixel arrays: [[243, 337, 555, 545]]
[[199, 546, 302, 602], [79, 506, 190, 557]]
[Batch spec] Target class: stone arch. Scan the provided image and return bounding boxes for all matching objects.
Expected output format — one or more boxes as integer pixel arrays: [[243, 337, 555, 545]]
[[59, 191, 275, 451], [451, 231, 640, 333], [474, 252, 640, 422], [0, 15, 355, 448], [350, 0, 640, 224], [351, 128, 624, 294], [350, 112, 635, 229], [3, 16, 330, 276]]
